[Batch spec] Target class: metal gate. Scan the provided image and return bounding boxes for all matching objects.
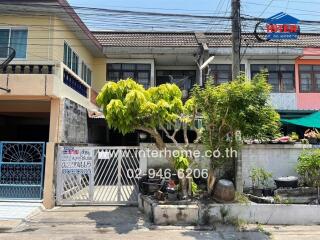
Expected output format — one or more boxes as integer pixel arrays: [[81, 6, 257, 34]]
[[56, 146, 142, 205], [0, 142, 46, 200]]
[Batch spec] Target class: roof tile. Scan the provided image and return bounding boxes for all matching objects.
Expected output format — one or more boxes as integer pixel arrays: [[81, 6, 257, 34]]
[[93, 32, 320, 48]]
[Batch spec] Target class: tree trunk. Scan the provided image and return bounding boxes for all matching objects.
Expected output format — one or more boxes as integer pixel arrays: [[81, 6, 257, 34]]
[[207, 169, 216, 195], [180, 176, 189, 200]]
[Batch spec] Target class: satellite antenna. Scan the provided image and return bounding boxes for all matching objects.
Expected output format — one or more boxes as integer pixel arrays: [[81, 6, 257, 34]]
[[0, 47, 16, 93], [254, 21, 269, 42]]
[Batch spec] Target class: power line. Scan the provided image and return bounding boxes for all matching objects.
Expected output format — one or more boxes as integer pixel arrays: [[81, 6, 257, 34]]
[[258, 0, 274, 17]]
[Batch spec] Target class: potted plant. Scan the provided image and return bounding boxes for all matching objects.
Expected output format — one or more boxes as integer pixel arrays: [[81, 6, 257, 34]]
[[297, 149, 320, 204], [261, 170, 273, 196], [304, 129, 319, 144], [289, 132, 299, 143], [250, 167, 273, 196], [250, 168, 262, 196]]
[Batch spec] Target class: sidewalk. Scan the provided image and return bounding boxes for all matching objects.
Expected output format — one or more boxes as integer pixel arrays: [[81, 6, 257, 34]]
[[0, 206, 319, 239], [0, 201, 43, 234]]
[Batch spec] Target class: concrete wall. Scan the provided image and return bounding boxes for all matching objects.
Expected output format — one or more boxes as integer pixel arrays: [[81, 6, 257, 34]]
[[140, 195, 320, 225], [60, 98, 88, 144], [202, 203, 320, 225], [140, 143, 311, 189], [242, 144, 312, 188], [0, 74, 55, 97], [270, 93, 297, 110]]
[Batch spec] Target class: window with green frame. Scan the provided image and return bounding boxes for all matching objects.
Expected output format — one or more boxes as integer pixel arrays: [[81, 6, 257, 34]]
[[63, 42, 79, 75], [0, 28, 28, 58], [81, 61, 92, 86]]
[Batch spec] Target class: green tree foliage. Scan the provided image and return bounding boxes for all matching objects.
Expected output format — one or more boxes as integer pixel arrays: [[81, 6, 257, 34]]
[[97, 78, 201, 198], [96, 78, 199, 159], [297, 149, 320, 201], [191, 73, 280, 168], [97, 79, 182, 134], [297, 149, 320, 188]]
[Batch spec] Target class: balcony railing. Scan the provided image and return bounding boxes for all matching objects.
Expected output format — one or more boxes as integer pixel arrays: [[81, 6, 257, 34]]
[[0, 64, 54, 74], [62, 64, 89, 98]]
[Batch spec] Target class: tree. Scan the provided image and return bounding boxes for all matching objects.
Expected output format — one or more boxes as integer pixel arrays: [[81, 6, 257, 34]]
[[191, 73, 280, 191], [96, 79, 199, 198]]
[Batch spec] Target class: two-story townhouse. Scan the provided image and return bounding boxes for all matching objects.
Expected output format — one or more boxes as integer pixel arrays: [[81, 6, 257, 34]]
[[93, 31, 320, 137], [0, 0, 106, 207], [1, 0, 320, 208]]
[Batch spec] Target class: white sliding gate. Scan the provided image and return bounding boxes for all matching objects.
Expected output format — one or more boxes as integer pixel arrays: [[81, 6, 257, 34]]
[[56, 146, 142, 205]]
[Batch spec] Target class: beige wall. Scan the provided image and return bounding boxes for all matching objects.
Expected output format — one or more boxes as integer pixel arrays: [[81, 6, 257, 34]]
[[0, 15, 54, 63], [0, 14, 107, 95], [51, 18, 106, 93], [51, 18, 94, 65], [92, 58, 106, 92]]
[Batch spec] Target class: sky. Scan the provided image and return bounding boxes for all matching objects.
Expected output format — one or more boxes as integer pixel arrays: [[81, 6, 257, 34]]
[[68, 0, 319, 31]]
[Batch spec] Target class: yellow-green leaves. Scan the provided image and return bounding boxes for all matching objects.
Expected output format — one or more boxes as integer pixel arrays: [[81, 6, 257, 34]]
[[96, 79, 188, 135]]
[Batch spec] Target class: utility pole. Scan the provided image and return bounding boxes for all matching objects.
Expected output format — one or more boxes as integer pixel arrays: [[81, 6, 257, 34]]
[[231, 0, 241, 80], [231, 0, 243, 193]]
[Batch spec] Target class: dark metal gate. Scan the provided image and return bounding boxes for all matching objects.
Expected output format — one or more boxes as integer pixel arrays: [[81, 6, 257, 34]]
[[0, 142, 46, 200]]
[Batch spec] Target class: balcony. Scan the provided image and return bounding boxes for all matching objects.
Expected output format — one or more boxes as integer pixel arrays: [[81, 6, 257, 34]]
[[63, 68, 88, 98], [0, 64, 54, 74], [0, 63, 96, 109], [0, 64, 55, 98]]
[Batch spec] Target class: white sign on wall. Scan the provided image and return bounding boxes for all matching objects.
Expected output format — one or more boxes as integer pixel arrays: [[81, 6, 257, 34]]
[[59, 146, 94, 174]]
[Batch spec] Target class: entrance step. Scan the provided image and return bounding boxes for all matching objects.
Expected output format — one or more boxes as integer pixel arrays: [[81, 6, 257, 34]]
[[0, 202, 43, 220]]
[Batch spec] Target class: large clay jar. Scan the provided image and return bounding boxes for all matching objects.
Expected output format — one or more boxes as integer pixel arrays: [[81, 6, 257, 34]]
[[213, 179, 235, 202]]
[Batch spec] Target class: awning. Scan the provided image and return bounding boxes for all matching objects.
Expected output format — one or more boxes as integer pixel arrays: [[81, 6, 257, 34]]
[[281, 111, 320, 128], [87, 110, 104, 119]]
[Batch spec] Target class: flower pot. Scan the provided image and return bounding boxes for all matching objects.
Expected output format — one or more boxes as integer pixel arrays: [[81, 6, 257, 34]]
[[309, 138, 318, 145], [251, 188, 263, 197], [274, 176, 298, 189], [262, 188, 273, 196]]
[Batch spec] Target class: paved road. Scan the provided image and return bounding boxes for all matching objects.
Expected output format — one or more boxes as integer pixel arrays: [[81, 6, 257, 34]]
[[0, 206, 319, 240]]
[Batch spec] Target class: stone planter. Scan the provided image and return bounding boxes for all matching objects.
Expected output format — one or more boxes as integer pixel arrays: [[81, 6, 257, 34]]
[[139, 194, 320, 225]]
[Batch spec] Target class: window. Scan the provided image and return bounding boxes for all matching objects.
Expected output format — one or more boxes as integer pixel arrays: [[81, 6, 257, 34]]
[[299, 65, 320, 92], [251, 64, 295, 93], [107, 63, 151, 88], [209, 64, 245, 85], [0, 28, 27, 58], [63, 42, 79, 75], [81, 62, 92, 86], [156, 70, 196, 91]]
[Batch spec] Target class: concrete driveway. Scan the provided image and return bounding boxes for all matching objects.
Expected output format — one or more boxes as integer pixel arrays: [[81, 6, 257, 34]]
[[0, 206, 319, 240]]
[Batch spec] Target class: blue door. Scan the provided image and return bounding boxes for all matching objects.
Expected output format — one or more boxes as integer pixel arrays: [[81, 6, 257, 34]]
[[0, 142, 46, 200]]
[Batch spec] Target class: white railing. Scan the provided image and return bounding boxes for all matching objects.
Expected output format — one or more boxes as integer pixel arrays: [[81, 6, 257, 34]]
[[60, 63, 91, 99]]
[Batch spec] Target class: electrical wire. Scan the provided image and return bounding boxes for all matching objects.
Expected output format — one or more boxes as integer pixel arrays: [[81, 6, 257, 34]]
[[258, 0, 275, 17]]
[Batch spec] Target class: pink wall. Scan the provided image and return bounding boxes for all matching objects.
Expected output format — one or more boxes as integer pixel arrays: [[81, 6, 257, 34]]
[[295, 53, 320, 110]]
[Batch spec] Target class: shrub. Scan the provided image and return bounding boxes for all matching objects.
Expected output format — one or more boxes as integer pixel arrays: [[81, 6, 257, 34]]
[[297, 149, 320, 188]]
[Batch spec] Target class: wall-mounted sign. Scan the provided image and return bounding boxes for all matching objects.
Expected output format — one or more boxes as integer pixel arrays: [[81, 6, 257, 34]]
[[264, 12, 300, 40], [59, 146, 94, 174]]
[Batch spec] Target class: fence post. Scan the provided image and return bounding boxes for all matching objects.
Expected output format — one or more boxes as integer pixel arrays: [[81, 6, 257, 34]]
[[0, 142, 2, 181], [89, 148, 95, 203], [117, 149, 122, 202], [43, 142, 57, 209]]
